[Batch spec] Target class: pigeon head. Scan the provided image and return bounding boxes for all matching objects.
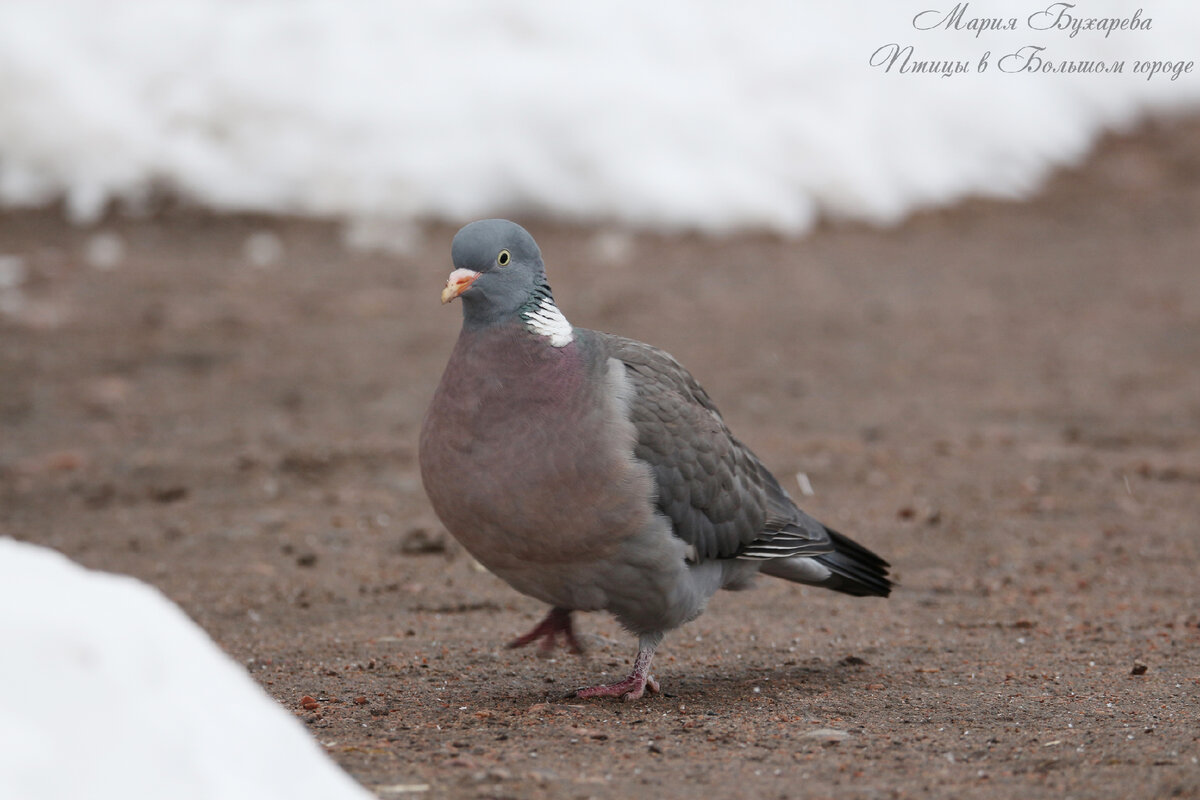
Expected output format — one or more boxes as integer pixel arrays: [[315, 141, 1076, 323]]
[[442, 219, 551, 325]]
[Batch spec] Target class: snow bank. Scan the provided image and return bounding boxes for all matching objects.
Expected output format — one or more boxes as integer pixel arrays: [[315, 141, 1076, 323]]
[[0, 538, 373, 800], [1, 0, 1198, 232]]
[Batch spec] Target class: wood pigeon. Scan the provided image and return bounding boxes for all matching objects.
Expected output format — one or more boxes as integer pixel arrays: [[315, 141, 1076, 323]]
[[419, 220, 891, 700]]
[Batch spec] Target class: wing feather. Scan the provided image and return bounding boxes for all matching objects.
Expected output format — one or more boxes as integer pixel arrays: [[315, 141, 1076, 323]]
[[589, 330, 833, 562]]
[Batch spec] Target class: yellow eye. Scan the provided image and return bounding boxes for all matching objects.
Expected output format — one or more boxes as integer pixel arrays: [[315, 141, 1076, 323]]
[[497, 249, 511, 267]]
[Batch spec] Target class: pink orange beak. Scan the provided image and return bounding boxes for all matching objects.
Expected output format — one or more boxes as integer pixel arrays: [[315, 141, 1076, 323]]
[[441, 268, 481, 304]]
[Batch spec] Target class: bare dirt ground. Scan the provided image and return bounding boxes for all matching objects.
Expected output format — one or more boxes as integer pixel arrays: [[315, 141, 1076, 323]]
[[2, 116, 1199, 800]]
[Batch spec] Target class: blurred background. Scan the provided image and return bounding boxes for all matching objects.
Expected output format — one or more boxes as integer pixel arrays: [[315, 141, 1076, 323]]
[[2, 0, 1198, 233], [3, 3, 1200, 799]]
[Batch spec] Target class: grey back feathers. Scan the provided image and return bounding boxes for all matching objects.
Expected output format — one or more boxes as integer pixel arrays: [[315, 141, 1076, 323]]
[[593, 332, 838, 564]]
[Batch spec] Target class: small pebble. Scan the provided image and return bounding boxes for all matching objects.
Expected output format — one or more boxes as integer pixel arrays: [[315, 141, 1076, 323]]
[[400, 526, 447, 555]]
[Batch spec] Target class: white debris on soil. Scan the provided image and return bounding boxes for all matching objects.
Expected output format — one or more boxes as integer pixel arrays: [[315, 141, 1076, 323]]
[[0, 255, 28, 316], [0, 255, 27, 289], [84, 232, 126, 271], [341, 217, 424, 257], [802, 728, 851, 742], [243, 230, 285, 269]]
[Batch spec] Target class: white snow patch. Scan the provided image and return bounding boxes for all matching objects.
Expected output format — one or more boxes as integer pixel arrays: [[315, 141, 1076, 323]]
[[0, 538, 374, 800], [0, 1, 1198, 232]]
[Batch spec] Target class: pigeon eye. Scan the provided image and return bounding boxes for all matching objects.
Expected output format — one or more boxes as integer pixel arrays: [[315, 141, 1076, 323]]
[[497, 249, 511, 267]]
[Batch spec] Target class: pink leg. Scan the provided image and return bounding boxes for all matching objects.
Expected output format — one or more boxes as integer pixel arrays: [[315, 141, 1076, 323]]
[[507, 607, 583, 655], [576, 635, 661, 702]]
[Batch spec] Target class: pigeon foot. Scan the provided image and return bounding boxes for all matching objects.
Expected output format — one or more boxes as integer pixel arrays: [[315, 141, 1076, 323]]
[[575, 672, 660, 702], [507, 607, 583, 655], [575, 638, 660, 701]]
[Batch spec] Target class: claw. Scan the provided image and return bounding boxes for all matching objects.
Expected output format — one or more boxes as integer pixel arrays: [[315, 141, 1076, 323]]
[[576, 672, 660, 701], [575, 637, 660, 701], [511, 615, 665, 701], [507, 607, 582, 655]]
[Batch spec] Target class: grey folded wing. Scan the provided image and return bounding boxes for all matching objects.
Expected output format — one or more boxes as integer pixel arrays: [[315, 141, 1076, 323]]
[[592, 331, 834, 562]]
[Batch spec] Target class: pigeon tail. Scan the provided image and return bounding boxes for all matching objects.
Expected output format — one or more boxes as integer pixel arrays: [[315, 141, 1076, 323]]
[[760, 528, 893, 598]]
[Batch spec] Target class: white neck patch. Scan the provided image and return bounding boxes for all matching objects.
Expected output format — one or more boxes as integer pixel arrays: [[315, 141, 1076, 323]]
[[522, 298, 574, 347]]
